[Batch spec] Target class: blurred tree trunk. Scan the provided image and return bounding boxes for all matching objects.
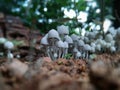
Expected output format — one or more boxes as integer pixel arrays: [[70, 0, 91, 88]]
[[113, 0, 120, 28]]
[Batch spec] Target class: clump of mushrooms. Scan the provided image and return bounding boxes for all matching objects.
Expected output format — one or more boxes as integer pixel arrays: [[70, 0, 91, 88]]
[[40, 25, 120, 61]]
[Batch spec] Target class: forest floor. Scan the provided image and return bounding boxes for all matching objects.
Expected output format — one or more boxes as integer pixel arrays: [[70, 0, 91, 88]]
[[0, 53, 120, 90]]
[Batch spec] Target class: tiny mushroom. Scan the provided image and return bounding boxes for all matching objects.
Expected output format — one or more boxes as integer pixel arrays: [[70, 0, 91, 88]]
[[0, 37, 7, 44], [56, 40, 64, 58], [71, 34, 79, 48], [48, 29, 60, 45], [4, 41, 14, 61], [57, 25, 69, 40], [84, 44, 91, 59], [76, 51, 82, 59], [47, 29, 60, 60]]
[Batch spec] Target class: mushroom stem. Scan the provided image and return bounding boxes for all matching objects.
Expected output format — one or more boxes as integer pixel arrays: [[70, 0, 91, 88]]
[[58, 48, 62, 59], [7, 49, 12, 62]]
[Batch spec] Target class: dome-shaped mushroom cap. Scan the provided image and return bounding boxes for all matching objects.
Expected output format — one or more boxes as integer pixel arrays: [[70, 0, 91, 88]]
[[84, 37, 89, 43], [108, 27, 116, 37], [78, 40, 84, 46], [91, 42, 96, 47], [73, 48, 78, 53], [95, 44, 101, 51], [4, 41, 14, 49], [105, 34, 113, 42], [56, 40, 64, 48], [64, 41, 68, 48], [91, 46, 95, 53], [84, 44, 91, 51], [110, 46, 116, 52], [40, 34, 49, 45], [0, 37, 6, 44], [88, 32, 96, 39], [57, 25, 69, 35], [64, 35, 73, 44], [71, 34, 79, 41], [76, 51, 81, 57], [48, 29, 60, 39]]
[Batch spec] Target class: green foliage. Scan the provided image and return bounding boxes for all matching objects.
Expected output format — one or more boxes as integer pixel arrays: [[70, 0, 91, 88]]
[[64, 53, 72, 59], [0, 0, 114, 34]]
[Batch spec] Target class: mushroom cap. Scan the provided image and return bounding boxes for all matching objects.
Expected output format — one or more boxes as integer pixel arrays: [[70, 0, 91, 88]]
[[84, 36, 89, 43], [95, 44, 101, 51], [40, 34, 49, 45], [64, 41, 68, 48], [0, 37, 6, 44], [64, 35, 73, 44], [105, 34, 113, 42], [91, 46, 95, 53], [110, 46, 116, 52], [71, 34, 79, 41], [78, 40, 84, 46], [4, 41, 14, 49], [48, 29, 60, 40], [108, 27, 116, 37], [84, 44, 91, 51], [57, 25, 69, 35], [88, 32, 96, 39], [91, 42, 96, 47], [73, 48, 78, 53], [76, 51, 81, 57], [56, 40, 64, 48]]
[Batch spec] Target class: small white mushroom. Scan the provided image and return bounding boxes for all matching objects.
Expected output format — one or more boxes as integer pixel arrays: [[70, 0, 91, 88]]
[[77, 40, 85, 53], [73, 47, 78, 59], [84, 36, 89, 43], [71, 34, 79, 42], [64, 35, 73, 44], [4, 41, 14, 61], [40, 34, 49, 45], [57, 25, 69, 40], [76, 51, 81, 59], [47, 29, 60, 60], [71, 34, 79, 48], [40, 34, 51, 57], [95, 44, 101, 52], [110, 46, 116, 53], [78, 40, 84, 47], [48, 29, 60, 45], [84, 44, 91, 59], [0, 37, 6, 44], [4, 41, 14, 50], [105, 33, 113, 42], [56, 40, 64, 58], [62, 41, 69, 58]]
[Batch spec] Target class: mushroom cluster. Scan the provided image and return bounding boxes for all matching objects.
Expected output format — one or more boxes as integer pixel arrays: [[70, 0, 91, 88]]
[[40, 25, 120, 60]]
